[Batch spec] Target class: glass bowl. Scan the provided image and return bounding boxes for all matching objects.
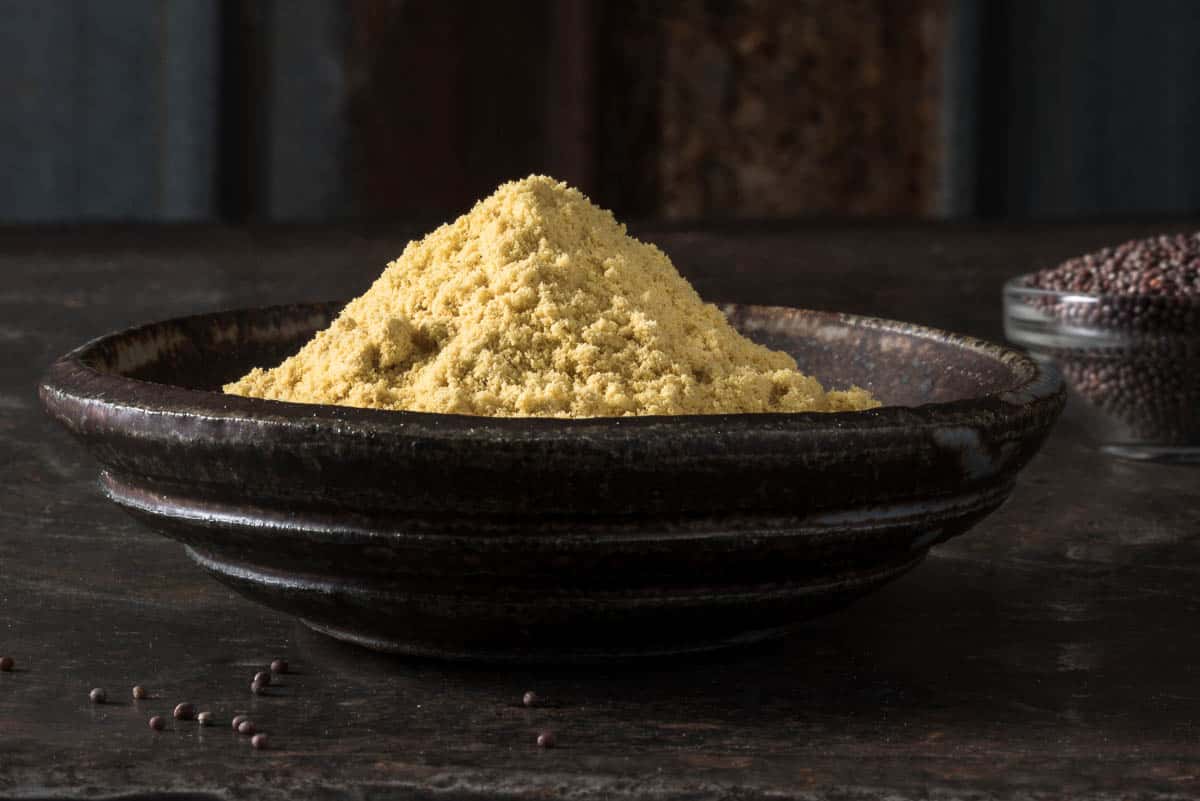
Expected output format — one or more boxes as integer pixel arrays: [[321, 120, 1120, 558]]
[[1004, 275, 1200, 463]]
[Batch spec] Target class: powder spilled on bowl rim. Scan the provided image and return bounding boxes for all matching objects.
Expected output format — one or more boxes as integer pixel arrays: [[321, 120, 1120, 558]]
[[224, 175, 878, 418]]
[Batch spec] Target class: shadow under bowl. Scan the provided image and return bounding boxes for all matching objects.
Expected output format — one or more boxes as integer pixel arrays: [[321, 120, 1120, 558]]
[[40, 302, 1063, 662]]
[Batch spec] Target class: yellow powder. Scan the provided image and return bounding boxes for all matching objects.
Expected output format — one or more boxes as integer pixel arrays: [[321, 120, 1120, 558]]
[[224, 176, 878, 417]]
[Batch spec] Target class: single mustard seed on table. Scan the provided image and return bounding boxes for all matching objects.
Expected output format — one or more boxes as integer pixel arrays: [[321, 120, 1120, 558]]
[[536, 731, 556, 748], [173, 702, 195, 721], [197, 711, 213, 726], [0, 656, 14, 671], [522, 691, 539, 707], [237, 720, 256, 736], [148, 716, 166, 732], [253, 670, 271, 686], [131, 685, 147, 700], [251, 733, 269, 750], [89, 688, 106, 704], [270, 659, 288, 674]]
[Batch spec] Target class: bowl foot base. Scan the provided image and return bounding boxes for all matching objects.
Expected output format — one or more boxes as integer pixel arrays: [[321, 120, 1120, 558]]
[[184, 544, 927, 665], [300, 618, 805, 664]]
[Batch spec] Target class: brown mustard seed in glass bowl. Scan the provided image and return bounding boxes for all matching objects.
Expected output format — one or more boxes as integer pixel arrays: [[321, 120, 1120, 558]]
[[1029, 233, 1200, 307], [1008, 231, 1200, 460]]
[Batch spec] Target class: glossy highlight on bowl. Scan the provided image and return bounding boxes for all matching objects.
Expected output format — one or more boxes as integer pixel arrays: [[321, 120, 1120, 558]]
[[40, 302, 1064, 662]]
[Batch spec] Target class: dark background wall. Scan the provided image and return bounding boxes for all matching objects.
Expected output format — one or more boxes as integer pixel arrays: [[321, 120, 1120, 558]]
[[2, 0, 1198, 223], [0, 0, 219, 221], [974, 0, 1200, 218]]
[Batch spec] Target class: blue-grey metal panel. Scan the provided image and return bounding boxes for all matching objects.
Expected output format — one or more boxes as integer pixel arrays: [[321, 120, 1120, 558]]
[[0, 3, 81, 221], [261, 0, 353, 221], [0, 0, 218, 222], [162, 0, 220, 220], [78, 0, 160, 219], [1002, 0, 1200, 217]]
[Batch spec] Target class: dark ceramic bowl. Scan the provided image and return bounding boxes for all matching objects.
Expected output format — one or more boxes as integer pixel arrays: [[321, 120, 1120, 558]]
[[40, 303, 1063, 662]]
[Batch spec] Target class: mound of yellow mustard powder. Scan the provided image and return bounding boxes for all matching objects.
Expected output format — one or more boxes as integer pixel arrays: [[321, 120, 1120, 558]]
[[224, 176, 878, 417]]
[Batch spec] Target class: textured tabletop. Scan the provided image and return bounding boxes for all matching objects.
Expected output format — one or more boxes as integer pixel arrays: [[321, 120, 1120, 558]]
[[2, 222, 1199, 801]]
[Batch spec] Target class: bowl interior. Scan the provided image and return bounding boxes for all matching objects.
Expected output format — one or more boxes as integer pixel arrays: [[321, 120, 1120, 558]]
[[723, 306, 1017, 407], [74, 302, 1023, 410]]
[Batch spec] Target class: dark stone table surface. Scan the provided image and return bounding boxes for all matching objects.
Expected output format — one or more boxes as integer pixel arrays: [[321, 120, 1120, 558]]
[[2, 222, 1199, 801]]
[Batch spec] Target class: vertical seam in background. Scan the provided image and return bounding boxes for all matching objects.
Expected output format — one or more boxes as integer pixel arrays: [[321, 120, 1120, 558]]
[[973, 0, 1010, 219], [156, 0, 168, 216], [939, 0, 980, 218], [259, 0, 274, 220], [73, 5, 86, 218]]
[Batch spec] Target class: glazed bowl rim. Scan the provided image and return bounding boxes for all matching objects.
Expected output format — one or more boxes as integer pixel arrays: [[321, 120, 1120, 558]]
[[41, 301, 1063, 442]]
